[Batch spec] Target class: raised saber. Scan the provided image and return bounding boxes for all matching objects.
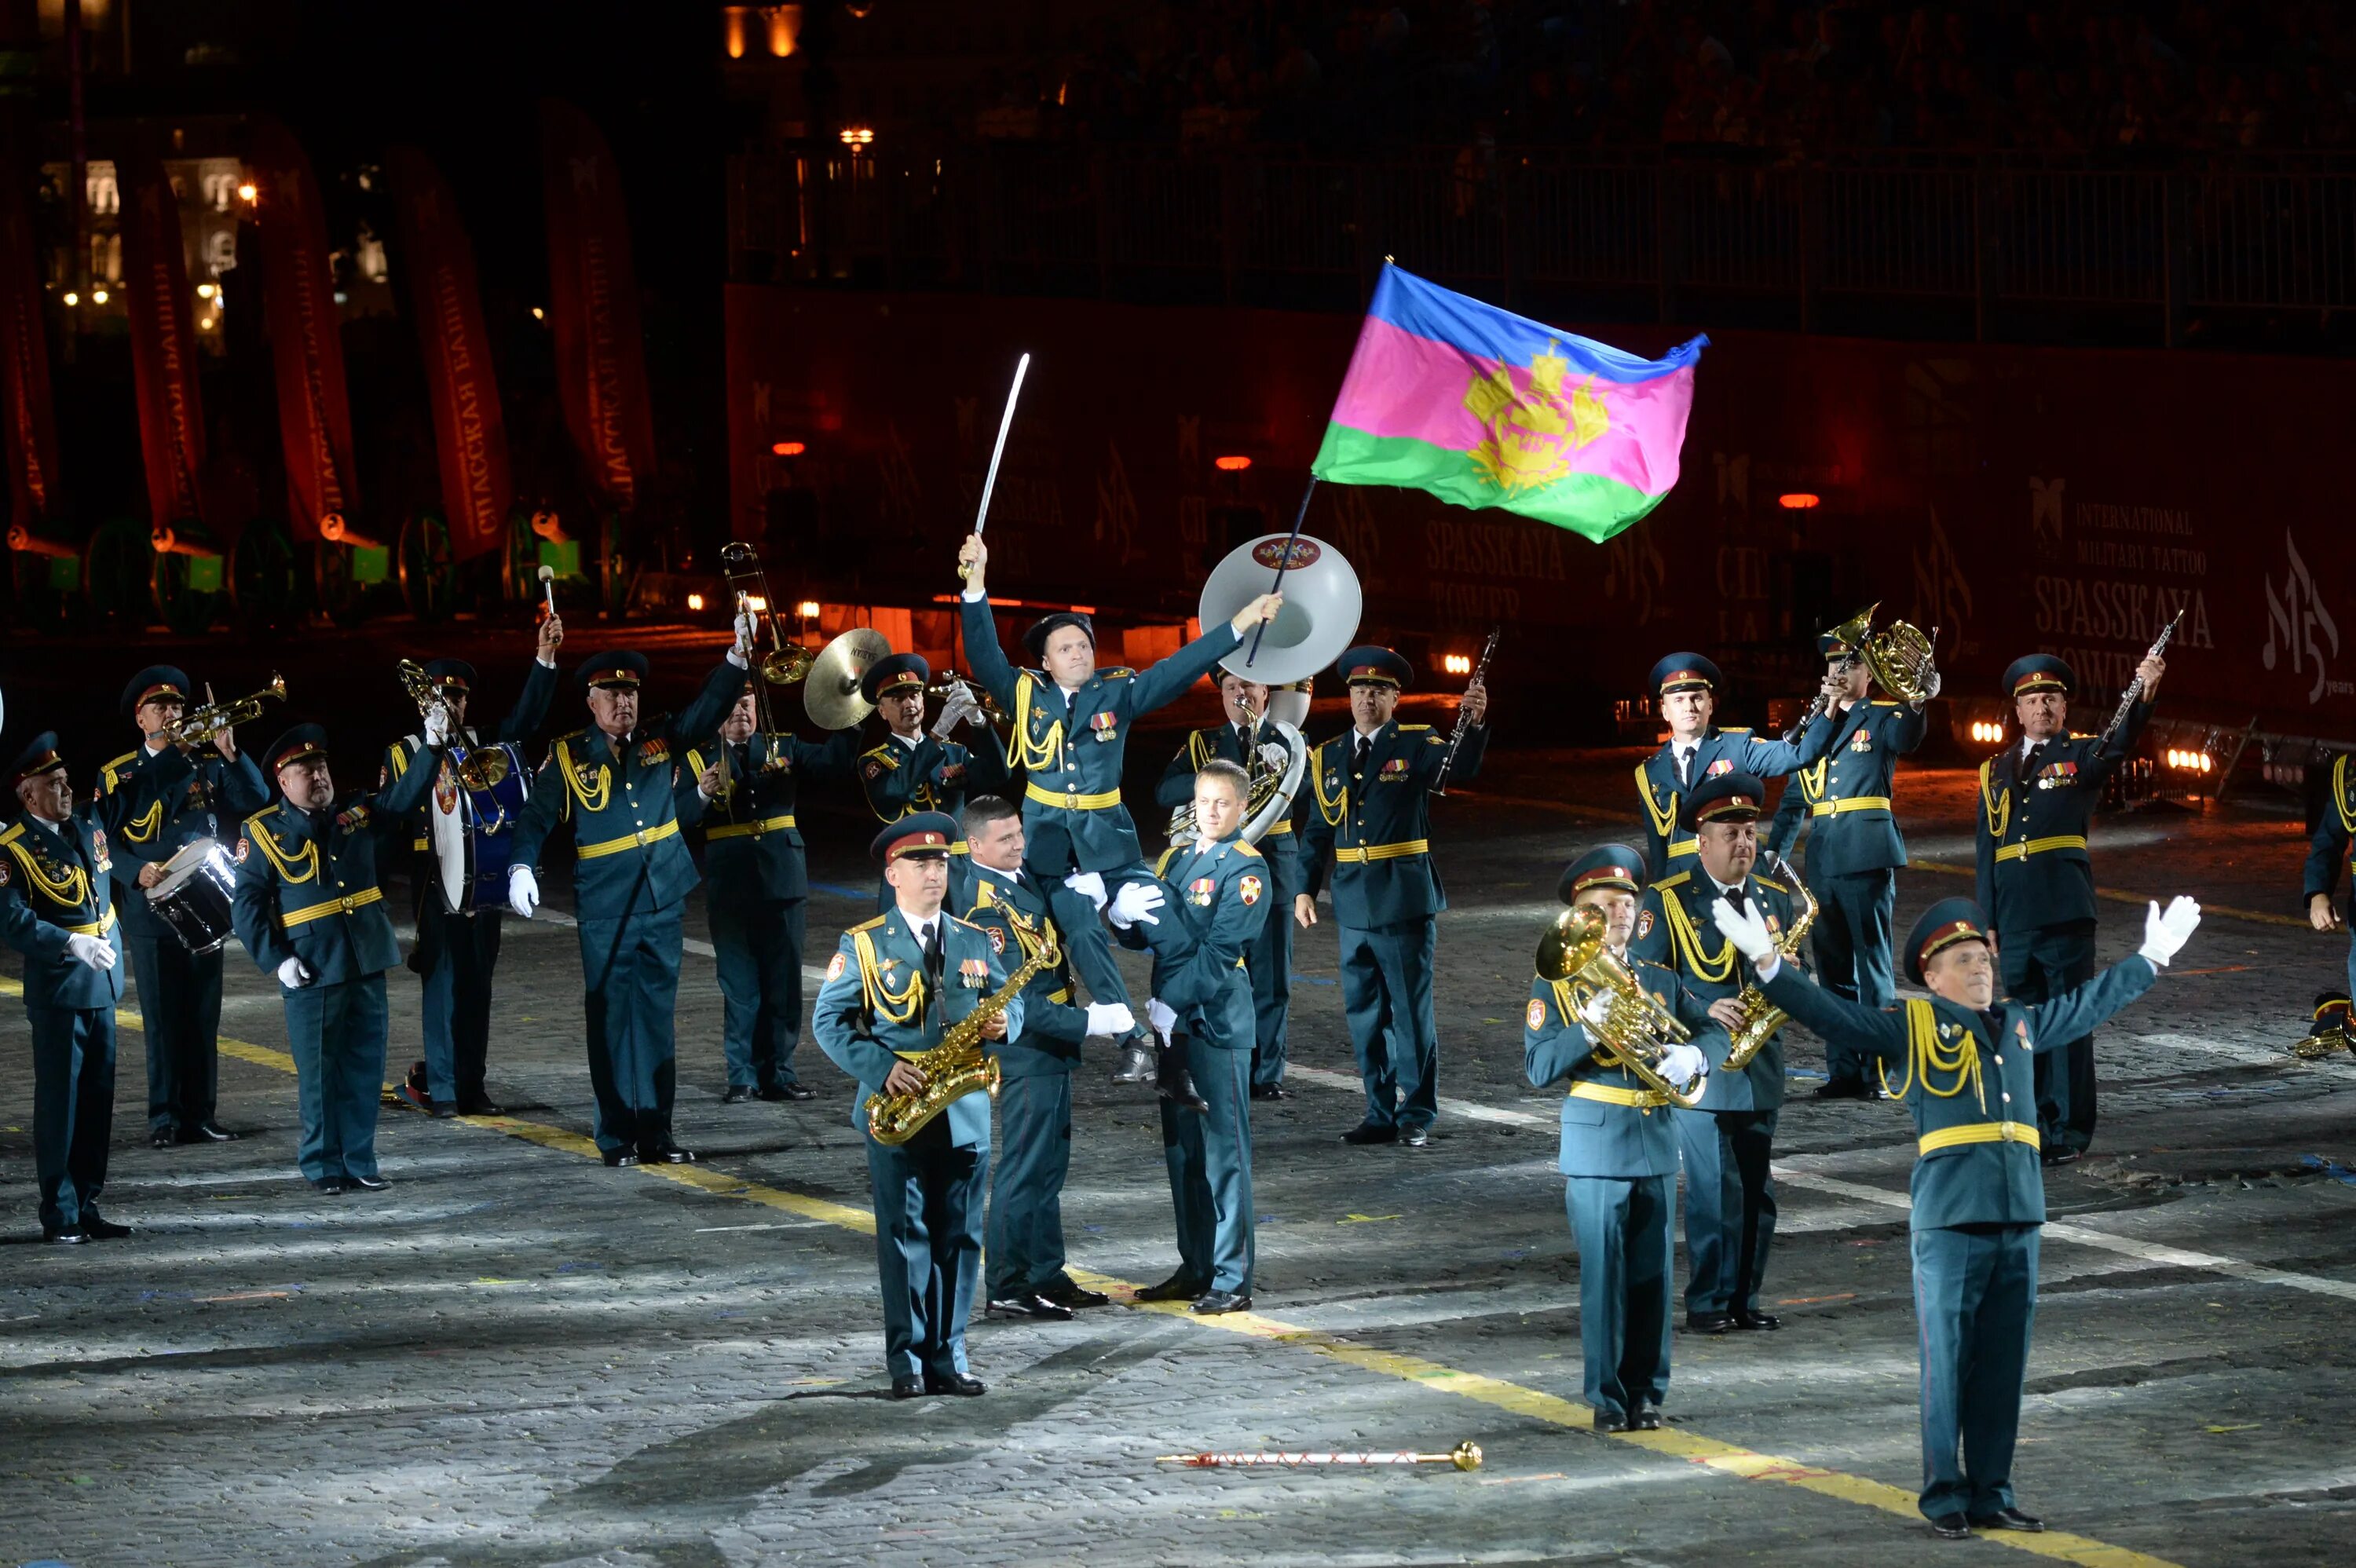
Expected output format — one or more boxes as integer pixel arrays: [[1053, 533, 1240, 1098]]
[[1158, 1442, 1483, 1471], [957, 352, 1030, 583]]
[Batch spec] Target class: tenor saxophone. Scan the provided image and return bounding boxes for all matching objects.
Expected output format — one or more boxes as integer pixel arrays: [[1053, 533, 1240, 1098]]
[[863, 927, 1059, 1146], [1721, 855, 1817, 1071]]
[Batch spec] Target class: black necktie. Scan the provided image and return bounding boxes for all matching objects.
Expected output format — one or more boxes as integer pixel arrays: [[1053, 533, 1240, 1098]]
[[1721, 883, 1748, 915], [1236, 725, 1252, 756], [1354, 736, 1370, 773], [2018, 741, 2045, 788], [922, 922, 944, 992], [1677, 746, 1693, 785]]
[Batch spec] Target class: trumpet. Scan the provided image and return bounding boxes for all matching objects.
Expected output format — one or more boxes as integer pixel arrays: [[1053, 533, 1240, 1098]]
[[925, 673, 1005, 740], [163, 674, 287, 747], [1720, 855, 1818, 1071], [395, 660, 510, 791], [1537, 905, 1708, 1108], [719, 542, 817, 733]]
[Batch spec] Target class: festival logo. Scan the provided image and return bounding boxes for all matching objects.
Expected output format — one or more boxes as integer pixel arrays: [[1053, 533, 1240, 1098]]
[[2262, 528, 2343, 705], [2028, 475, 2067, 552]]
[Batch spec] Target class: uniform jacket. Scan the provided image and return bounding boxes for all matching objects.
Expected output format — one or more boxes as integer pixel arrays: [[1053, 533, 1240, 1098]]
[[1634, 717, 1835, 880], [953, 858, 1085, 1076], [1, 747, 194, 1011], [1299, 719, 1487, 930], [1524, 952, 1731, 1179], [1971, 704, 2149, 937], [1630, 866, 1800, 1112], [507, 660, 745, 922], [1762, 956, 2157, 1228], [858, 726, 1010, 830], [97, 743, 270, 941], [1157, 719, 1303, 879], [678, 727, 861, 906], [2301, 752, 2356, 916], [1123, 833, 1272, 1037], [1762, 700, 1926, 877], [379, 657, 559, 854], [960, 592, 1244, 874], [230, 749, 442, 985], [812, 908, 1021, 1150]]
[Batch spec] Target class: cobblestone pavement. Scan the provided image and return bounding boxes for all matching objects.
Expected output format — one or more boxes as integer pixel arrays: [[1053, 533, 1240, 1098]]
[[5, 739, 2354, 1568]]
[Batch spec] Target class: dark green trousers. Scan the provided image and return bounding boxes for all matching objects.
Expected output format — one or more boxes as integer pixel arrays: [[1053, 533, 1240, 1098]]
[[1568, 1173, 1674, 1420], [126, 932, 222, 1134], [576, 903, 684, 1156], [1912, 1223, 2039, 1521], [283, 976, 386, 1182], [28, 1003, 115, 1231]]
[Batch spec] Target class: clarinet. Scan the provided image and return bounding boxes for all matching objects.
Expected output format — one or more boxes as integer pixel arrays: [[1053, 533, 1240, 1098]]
[[2096, 607, 2183, 751], [1430, 627, 1501, 798]]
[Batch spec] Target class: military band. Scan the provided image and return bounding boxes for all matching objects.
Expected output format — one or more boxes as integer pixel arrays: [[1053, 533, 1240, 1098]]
[[1634, 652, 1838, 881], [857, 652, 1008, 872]]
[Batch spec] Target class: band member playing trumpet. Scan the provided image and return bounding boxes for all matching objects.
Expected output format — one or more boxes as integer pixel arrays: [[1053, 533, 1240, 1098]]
[[1525, 845, 1726, 1431], [1715, 892, 2201, 1540], [1762, 627, 1936, 1098], [813, 812, 1018, 1398], [1634, 653, 1839, 882], [101, 665, 270, 1149], [1158, 671, 1301, 1099], [1630, 773, 1797, 1335], [954, 532, 1282, 1098], [1297, 646, 1489, 1148], [381, 620, 562, 1118], [4, 729, 194, 1241], [858, 652, 1009, 909], [232, 720, 448, 1195]]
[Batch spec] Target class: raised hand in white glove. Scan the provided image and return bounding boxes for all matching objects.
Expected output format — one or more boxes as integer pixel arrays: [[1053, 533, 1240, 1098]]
[[508, 864, 541, 920], [1657, 1042, 1708, 1087], [1063, 870, 1109, 913], [1107, 880, 1164, 930], [276, 956, 313, 990], [1257, 740, 1291, 771], [733, 608, 758, 651], [1085, 1001, 1136, 1037], [64, 933, 116, 971], [424, 703, 452, 747], [1578, 989, 1615, 1028], [937, 689, 979, 732], [1147, 997, 1178, 1040], [2137, 895, 2201, 968], [1710, 897, 1777, 963]]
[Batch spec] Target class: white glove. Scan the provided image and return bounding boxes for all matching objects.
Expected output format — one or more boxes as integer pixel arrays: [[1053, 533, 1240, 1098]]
[[1657, 1042, 1708, 1087], [1063, 870, 1109, 912], [1578, 990, 1615, 1027], [276, 956, 313, 989], [1107, 880, 1164, 930], [509, 864, 541, 920], [1085, 1001, 1136, 1037], [733, 608, 758, 653], [937, 688, 979, 732], [1257, 740, 1290, 771], [1710, 897, 1777, 963], [1147, 997, 1178, 1041], [2137, 895, 2201, 968], [424, 703, 452, 747], [1922, 669, 1942, 700], [64, 933, 116, 972]]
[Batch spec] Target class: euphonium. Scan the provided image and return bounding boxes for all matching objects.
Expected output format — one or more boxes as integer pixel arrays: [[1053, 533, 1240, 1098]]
[[1721, 854, 1818, 1071], [1537, 905, 1708, 1109], [163, 673, 288, 747], [864, 925, 1059, 1146]]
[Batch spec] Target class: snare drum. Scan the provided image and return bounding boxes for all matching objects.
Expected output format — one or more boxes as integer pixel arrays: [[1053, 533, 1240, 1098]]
[[426, 740, 532, 914], [148, 839, 239, 954]]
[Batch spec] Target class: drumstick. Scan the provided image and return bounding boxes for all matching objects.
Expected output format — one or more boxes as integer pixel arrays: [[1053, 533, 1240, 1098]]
[[537, 564, 558, 620]]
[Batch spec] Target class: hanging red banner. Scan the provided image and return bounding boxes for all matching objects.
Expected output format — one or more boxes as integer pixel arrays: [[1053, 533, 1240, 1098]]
[[250, 119, 357, 544], [540, 99, 657, 512], [0, 126, 62, 538], [387, 144, 510, 561], [119, 156, 207, 542]]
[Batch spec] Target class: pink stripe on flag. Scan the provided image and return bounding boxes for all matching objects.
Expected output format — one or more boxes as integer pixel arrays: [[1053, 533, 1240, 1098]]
[[1326, 315, 1696, 497]]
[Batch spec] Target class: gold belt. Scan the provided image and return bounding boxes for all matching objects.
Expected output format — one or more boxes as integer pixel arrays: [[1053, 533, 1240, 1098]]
[[1260, 821, 1293, 837], [1812, 795, 1893, 817], [1334, 839, 1430, 864], [1918, 1120, 2041, 1155], [1570, 1080, 1670, 1111], [281, 887, 386, 927], [62, 907, 120, 938], [1025, 780, 1123, 812], [1993, 834, 2087, 864], [706, 813, 797, 841], [578, 817, 682, 860]]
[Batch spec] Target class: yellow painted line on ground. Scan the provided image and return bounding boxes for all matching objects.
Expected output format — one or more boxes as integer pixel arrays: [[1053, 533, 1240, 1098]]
[[1, 981, 2182, 1566]]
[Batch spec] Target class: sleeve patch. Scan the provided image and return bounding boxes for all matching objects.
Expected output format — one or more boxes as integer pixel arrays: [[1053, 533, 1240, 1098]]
[[986, 923, 1005, 952], [1526, 997, 1546, 1031], [1238, 874, 1263, 906], [1635, 908, 1655, 941], [825, 951, 848, 981]]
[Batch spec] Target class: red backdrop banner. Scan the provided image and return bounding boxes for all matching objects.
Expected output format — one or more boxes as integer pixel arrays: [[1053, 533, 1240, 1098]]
[[251, 119, 357, 544], [388, 145, 510, 561], [0, 126, 61, 536], [540, 99, 657, 513], [120, 157, 207, 540]]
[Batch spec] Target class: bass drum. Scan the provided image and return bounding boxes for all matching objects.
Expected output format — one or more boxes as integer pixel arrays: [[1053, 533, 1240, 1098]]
[[426, 740, 531, 914], [148, 839, 239, 954]]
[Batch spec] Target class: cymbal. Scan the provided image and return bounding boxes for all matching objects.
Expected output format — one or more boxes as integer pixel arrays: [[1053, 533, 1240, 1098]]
[[804, 627, 891, 729]]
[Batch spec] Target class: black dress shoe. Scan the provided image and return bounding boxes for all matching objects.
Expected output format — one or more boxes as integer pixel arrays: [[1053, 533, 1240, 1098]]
[[602, 1150, 641, 1168], [1685, 1310, 1736, 1334], [1734, 1310, 1781, 1331], [1110, 1035, 1157, 1085], [1966, 1508, 2044, 1533], [1814, 1076, 1871, 1100], [1190, 1288, 1253, 1314], [456, 1095, 508, 1117], [1630, 1405, 1663, 1431], [1158, 1041, 1210, 1113], [924, 1371, 986, 1396], [986, 1293, 1076, 1321], [149, 1128, 176, 1150], [347, 1173, 390, 1192], [1341, 1121, 1398, 1145], [80, 1214, 131, 1241], [1250, 1083, 1290, 1100], [1039, 1280, 1111, 1309], [639, 1145, 699, 1164], [1134, 1272, 1207, 1303], [1927, 1515, 1973, 1541], [312, 1177, 350, 1195], [760, 1082, 816, 1102], [1593, 1408, 1628, 1432], [721, 1085, 752, 1105], [42, 1225, 89, 1244], [891, 1376, 925, 1399], [1399, 1124, 1431, 1147]]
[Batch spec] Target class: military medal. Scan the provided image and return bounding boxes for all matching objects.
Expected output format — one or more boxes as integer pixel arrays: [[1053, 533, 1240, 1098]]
[[1380, 757, 1407, 780], [1707, 758, 1734, 777], [1091, 711, 1118, 743], [960, 957, 988, 989], [1189, 875, 1216, 907]]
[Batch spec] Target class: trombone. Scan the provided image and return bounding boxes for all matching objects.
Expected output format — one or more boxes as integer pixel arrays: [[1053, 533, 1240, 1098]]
[[719, 541, 816, 734], [163, 674, 287, 748]]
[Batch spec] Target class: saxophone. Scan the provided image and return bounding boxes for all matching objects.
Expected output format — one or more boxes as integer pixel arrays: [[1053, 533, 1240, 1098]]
[[863, 922, 1060, 1146], [1720, 854, 1818, 1071]]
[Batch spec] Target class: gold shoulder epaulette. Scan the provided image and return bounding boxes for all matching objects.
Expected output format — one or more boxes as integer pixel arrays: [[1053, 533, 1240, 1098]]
[[0, 821, 22, 846], [1871, 700, 1901, 707], [862, 744, 900, 770], [848, 914, 888, 934], [946, 912, 986, 936], [1099, 666, 1136, 680], [2068, 731, 2097, 741], [1231, 840, 1264, 859], [1153, 846, 1179, 878], [242, 806, 279, 834], [554, 724, 594, 748], [1399, 723, 1432, 732], [99, 750, 140, 791], [1653, 871, 1692, 890], [1755, 875, 1789, 894], [1721, 726, 1754, 734]]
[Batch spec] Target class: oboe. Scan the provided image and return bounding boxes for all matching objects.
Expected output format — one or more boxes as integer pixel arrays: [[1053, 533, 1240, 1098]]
[[1430, 627, 1499, 798], [2097, 607, 2183, 750]]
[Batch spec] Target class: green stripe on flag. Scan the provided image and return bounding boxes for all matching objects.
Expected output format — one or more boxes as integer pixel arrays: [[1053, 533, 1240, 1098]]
[[1310, 426, 1664, 543]]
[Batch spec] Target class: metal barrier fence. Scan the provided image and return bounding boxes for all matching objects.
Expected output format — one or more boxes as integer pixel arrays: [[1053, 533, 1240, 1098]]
[[728, 146, 2356, 342]]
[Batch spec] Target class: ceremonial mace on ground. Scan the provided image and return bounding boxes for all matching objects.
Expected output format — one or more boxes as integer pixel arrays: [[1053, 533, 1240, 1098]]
[[1158, 1442, 1483, 1471]]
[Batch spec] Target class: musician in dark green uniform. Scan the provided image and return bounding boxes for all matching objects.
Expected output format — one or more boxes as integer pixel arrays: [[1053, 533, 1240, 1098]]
[[1633, 653, 1837, 881], [1297, 646, 1489, 1147], [101, 665, 270, 1147], [679, 677, 861, 1102], [3, 730, 192, 1240], [813, 812, 1019, 1397], [1630, 772, 1797, 1334], [1156, 670, 1301, 1098], [1526, 845, 1727, 1430], [231, 722, 447, 1193], [1762, 627, 1934, 1098], [1719, 891, 2200, 1539], [1973, 651, 2164, 1164], [955, 794, 1131, 1321], [381, 625, 561, 1117], [2302, 755, 2356, 1003], [507, 636, 752, 1167]]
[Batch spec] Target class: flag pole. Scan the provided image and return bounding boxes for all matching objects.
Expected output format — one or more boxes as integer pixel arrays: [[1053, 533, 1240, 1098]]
[[1242, 476, 1317, 670]]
